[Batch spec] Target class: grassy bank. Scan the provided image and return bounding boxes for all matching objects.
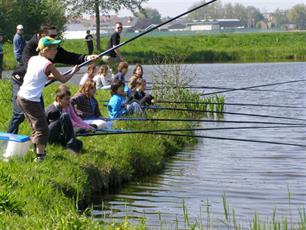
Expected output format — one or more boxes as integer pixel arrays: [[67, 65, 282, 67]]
[[0, 79, 203, 228], [2, 32, 306, 70]]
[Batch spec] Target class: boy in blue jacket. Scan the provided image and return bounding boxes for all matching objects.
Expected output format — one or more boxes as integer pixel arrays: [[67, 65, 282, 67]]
[[108, 80, 143, 119]]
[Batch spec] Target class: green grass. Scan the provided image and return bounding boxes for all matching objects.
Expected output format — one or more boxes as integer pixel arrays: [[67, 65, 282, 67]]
[[3, 32, 306, 70], [0, 80, 202, 228]]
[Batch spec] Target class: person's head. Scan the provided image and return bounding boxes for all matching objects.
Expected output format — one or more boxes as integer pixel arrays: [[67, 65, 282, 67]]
[[117, 62, 128, 74], [136, 78, 146, 92], [79, 79, 96, 97], [55, 84, 71, 108], [133, 64, 143, 78], [86, 30, 90, 34], [36, 36, 61, 60], [16, 24, 24, 34], [47, 26, 58, 38], [99, 65, 109, 76], [115, 22, 123, 33], [87, 64, 97, 78], [111, 79, 125, 96]]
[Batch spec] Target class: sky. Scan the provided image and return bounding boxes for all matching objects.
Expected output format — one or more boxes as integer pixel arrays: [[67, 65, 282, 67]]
[[115, 0, 306, 17]]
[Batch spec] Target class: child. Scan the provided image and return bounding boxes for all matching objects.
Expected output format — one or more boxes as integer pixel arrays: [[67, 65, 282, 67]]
[[71, 79, 112, 129], [93, 65, 111, 90], [128, 64, 143, 90], [129, 78, 154, 106], [113, 62, 131, 97], [45, 85, 86, 153], [79, 63, 97, 86], [108, 79, 143, 119], [17, 36, 79, 162]]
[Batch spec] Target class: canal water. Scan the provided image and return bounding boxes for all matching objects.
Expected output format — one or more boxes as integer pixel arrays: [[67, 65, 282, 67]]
[[91, 62, 306, 228], [3, 62, 306, 228]]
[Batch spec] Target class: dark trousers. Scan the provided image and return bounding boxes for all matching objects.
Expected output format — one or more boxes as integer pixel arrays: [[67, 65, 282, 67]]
[[0, 53, 3, 78], [48, 113, 82, 152], [7, 79, 25, 134], [87, 42, 93, 55], [48, 113, 74, 146]]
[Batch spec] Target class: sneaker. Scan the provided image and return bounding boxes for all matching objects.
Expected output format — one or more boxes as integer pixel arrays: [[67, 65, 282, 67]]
[[67, 139, 83, 154], [34, 154, 46, 162]]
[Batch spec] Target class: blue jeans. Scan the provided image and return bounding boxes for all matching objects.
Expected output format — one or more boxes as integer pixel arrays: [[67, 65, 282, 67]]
[[7, 79, 25, 134]]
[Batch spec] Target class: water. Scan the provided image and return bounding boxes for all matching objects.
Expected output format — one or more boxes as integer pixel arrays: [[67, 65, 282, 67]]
[[3, 62, 306, 227], [92, 62, 306, 228]]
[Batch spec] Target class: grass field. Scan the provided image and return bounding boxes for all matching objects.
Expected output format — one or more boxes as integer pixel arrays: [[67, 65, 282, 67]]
[[2, 31, 306, 70]]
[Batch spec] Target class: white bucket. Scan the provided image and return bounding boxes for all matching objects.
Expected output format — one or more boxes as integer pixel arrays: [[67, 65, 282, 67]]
[[3, 140, 31, 159]]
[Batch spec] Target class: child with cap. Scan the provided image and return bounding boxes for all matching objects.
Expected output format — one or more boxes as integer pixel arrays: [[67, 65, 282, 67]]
[[17, 36, 79, 162]]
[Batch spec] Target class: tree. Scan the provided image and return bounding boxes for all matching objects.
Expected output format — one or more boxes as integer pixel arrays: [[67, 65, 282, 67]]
[[134, 7, 162, 24], [272, 9, 289, 29], [288, 4, 306, 30], [65, 0, 148, 50], [0, 0, 67, 40]]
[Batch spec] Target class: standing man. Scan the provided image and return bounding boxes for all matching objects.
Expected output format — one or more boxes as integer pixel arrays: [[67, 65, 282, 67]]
[[0, 33, 3, 79], [13, 24, 26, 65], [102, 22, 125, 68], [85, 30, 94, 55], [8, 24, 98, 134]]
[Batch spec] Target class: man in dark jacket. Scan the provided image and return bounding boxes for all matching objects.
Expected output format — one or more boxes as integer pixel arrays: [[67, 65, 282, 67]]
[[7, 25, 98, 134]]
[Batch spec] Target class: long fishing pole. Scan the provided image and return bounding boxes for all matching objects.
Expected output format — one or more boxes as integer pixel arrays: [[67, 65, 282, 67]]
[[154, 133, 306, 148], [154, 101, 306, 109], [77, 128, 306, 148], [147, 84, 306, 95], [77, 125, 306, 137], [201, 78, 306, 96], [45, 0, 218, 87], [147, 85, 306, 95], [144, 106, 306, 122], [108, 117, 306, 126]]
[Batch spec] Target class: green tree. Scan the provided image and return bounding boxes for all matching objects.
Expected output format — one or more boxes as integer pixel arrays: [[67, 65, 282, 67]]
[[134, 7, 162, 24], [0, 0, 67, 40], [288, 4, 306, 30], [272, 9, 289, 29], [65, 0, 148, 50]]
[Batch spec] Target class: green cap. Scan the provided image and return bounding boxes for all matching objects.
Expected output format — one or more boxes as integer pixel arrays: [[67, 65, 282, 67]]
[[37, 36, 61, 51]]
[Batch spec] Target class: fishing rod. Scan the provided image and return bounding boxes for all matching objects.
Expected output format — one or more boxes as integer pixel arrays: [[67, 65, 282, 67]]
[[144, 106, 306, 122], [77, 125, 306, 137], [77, 128, 306, 148], [45, 0, 218, 87], [154, 133, 306, 148], [154, 101, 306, 109], [108, 117, 306, 126], [147, 85, 306, 95], [201, 78, 306, 96]]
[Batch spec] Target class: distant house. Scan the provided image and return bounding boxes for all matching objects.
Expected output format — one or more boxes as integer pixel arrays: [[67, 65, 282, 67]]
[[168, 23, 187, 32], [187, 19, 244, 31], [133, 18, 154, 32], [218, 19, 244, 30]]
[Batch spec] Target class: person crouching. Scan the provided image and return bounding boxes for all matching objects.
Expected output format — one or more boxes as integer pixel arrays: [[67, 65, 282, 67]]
[[45, 86, 83, 154]]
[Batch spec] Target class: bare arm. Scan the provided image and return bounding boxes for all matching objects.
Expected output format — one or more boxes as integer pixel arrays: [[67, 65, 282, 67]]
[[113, 46, 124, 61], [45, 64, 79, 83]]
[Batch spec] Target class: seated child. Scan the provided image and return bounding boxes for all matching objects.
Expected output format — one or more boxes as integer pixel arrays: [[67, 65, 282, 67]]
[[108, 79, 143, 119], [93, 65, 111, 90], [54, 84, 96, 133], [45, 86, 84, 153], [128, 64, 143, 91], [71, 79, 112, 129], [113, 62, 131, 97], [17, 36, 79, 162], [129, 78, 154, 106], [79, 63, 97, 86]]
